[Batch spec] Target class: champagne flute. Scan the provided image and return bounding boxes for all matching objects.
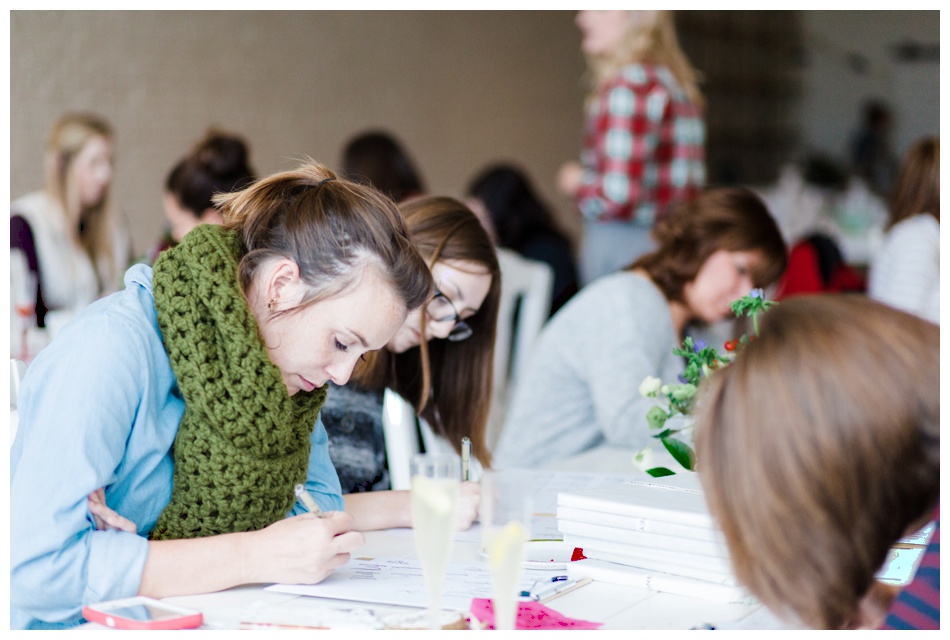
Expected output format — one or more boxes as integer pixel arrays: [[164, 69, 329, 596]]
[[410, 452, 460, 630], [481, 469, 532, 631]]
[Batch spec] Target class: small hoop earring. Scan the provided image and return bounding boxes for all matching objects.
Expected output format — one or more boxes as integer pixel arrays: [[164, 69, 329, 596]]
[[267, 298, 277, 312]]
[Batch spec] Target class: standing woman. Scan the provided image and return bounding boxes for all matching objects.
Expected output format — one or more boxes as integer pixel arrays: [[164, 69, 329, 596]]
[[11, 162, 433, 628], [867, 136, 939, 324], [494, 188, 786, 469], [558, 10, 705, 286], [11, 112, 133, 345], [322, 196, 501, 531]]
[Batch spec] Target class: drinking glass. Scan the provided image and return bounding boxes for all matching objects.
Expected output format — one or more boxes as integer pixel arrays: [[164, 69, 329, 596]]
[[481, 469, 532, 630], [410, 452, 461, 630]]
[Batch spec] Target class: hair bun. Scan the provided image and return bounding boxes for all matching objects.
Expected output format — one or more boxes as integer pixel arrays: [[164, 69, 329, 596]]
[[194, 130, 251, 178]]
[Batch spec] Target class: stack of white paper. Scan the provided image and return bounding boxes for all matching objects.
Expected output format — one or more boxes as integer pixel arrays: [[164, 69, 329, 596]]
[[557, 473, 755, 604]]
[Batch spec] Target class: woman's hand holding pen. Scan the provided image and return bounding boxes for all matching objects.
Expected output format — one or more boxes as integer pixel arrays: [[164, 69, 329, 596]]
[[455, 481, 481, 531], [243, 511, 364, 586]]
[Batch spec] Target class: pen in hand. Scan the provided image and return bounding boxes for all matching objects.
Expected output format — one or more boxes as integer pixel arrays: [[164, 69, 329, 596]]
[[294, 484, 328, 518], [461, 437, 471, 481]]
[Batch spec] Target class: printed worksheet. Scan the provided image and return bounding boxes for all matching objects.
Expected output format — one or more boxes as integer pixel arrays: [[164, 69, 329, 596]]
[[265, 556, 564, 611]]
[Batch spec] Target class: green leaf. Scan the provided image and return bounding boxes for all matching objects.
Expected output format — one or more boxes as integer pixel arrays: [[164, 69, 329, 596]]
[[646, 406, 669, 430], [651, 428, 673, 440], [661, 437, 696, 471], [646, 466, 676, 478]]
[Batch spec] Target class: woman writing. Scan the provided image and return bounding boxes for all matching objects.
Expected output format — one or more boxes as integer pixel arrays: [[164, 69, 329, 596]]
[[494, 187, 786, 468], [321, 196, 501, 531], [10, 162, 433, 628], [10, 112, 133, 351], [695, 295, 939, 629], [557, 10, 705, 285]]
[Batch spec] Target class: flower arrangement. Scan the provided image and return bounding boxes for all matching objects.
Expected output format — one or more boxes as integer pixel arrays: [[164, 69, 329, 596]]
[[635, 289, 776, 477]]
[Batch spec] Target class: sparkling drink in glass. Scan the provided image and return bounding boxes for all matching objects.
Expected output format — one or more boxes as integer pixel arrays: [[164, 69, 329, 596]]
[[410, 453, 461, 629]]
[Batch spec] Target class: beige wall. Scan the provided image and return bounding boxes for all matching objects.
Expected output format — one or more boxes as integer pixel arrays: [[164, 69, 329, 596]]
[[11, 10, 588, 257]]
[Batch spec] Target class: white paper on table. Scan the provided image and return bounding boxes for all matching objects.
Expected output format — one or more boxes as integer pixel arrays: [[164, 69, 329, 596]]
[[265, 556, 562, 611]]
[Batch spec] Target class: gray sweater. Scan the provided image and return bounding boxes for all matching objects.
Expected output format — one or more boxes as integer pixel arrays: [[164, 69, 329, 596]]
[[494, 271, 684, 469]]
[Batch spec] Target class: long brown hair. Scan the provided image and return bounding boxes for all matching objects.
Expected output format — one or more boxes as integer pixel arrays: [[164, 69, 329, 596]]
[[215, 161, 432, 315], [585, 10, 703, 108], [887, 136, 939, 230], [356, 196, 501, 466], [43, 112, 121, 290], [630, 187, 787, 303], [694, 295, 940, 629]]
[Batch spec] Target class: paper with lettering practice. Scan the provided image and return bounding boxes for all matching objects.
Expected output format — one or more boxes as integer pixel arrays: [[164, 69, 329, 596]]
[[265, 556, 555, 611]]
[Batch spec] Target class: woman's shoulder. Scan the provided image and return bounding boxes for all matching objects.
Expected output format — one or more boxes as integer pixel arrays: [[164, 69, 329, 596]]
[[879, 213, 940, 255], [889, 213, 940, 237], [11, 191, 56, 221], [566, 270, 666, 315]]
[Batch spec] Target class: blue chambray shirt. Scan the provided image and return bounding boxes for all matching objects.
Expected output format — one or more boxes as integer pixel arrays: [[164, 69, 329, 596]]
[[10, 264, 344, 629]]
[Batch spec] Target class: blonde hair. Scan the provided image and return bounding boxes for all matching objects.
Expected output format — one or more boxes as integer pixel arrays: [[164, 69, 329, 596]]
[[694, 295, 940, 629], [585, 10, 703, 108], [43, 112, 119, 290]]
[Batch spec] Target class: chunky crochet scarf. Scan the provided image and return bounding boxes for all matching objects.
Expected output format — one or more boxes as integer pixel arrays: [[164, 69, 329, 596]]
[[149, 224, 326, 539]]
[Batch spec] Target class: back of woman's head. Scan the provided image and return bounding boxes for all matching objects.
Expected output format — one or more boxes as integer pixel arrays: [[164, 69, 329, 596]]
[[215, 160, 432, 314], [632, 187, 787, 303], [44, 112, 113, 211], [888, 136, 939, 228], [588, 10, 703, 107], [167, 130, 256, 217], [466, 164, 562, 249], [694, 295, 940, 629], [341, 130, 425, 204]]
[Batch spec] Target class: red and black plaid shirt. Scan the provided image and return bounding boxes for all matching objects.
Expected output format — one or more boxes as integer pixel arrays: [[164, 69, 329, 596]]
[[575, 63, 705, 224]]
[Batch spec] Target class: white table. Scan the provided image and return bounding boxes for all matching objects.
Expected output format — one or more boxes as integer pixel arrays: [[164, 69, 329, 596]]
[[78, 524, 795, 631]]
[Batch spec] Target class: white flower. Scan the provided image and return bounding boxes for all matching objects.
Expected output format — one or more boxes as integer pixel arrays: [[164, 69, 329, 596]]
[[633, 447, 655, 471], [639, 375, 663, 398]]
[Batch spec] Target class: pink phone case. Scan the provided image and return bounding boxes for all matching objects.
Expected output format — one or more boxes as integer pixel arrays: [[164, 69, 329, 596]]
[[82, 599, 203, 630]]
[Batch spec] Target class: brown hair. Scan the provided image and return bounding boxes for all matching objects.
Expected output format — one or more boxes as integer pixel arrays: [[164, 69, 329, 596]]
[[887, 136, 939, 230], [166, 129, 256, 217], [215, 160, 432, 315], [356, 196, 501, 467], [694, 295, 940, 629], [586, 10, 703, 108], [43, 112, 121, 290], [630, 187, 787, 304]]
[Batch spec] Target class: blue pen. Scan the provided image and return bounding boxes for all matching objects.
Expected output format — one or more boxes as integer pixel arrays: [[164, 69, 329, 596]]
[[519, 576, 568, 597]]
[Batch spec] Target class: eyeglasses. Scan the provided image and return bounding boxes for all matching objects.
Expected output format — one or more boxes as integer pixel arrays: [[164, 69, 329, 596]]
[[425, 291, 473, 342]]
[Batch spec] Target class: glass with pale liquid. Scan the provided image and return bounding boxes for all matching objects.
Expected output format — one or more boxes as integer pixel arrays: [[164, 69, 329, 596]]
[[410, 453, 461, 630], [481, 469, 532, 630]]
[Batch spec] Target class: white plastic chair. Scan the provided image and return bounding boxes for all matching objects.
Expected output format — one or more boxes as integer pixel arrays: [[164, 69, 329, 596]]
[[381, 388, 421, 491], [486, 249, 554, 451]]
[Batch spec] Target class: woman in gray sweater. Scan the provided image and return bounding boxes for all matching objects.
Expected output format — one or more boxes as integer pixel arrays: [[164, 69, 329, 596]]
[[493, 187, 787, 468]]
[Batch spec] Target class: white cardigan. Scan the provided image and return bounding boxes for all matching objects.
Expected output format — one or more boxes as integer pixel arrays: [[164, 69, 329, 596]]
[[868, 213, 940, 324], [10, 190, 132, 332]]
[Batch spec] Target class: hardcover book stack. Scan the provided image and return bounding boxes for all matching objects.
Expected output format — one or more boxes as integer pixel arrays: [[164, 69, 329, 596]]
[[558, 473, 755, 604]]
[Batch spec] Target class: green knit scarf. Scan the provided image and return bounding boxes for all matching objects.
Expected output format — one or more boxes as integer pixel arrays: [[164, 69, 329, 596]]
[[149, 224, 327, 540]]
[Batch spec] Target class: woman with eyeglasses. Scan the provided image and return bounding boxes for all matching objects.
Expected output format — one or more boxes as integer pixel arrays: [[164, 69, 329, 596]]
[[321, 195, 501, 531]]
